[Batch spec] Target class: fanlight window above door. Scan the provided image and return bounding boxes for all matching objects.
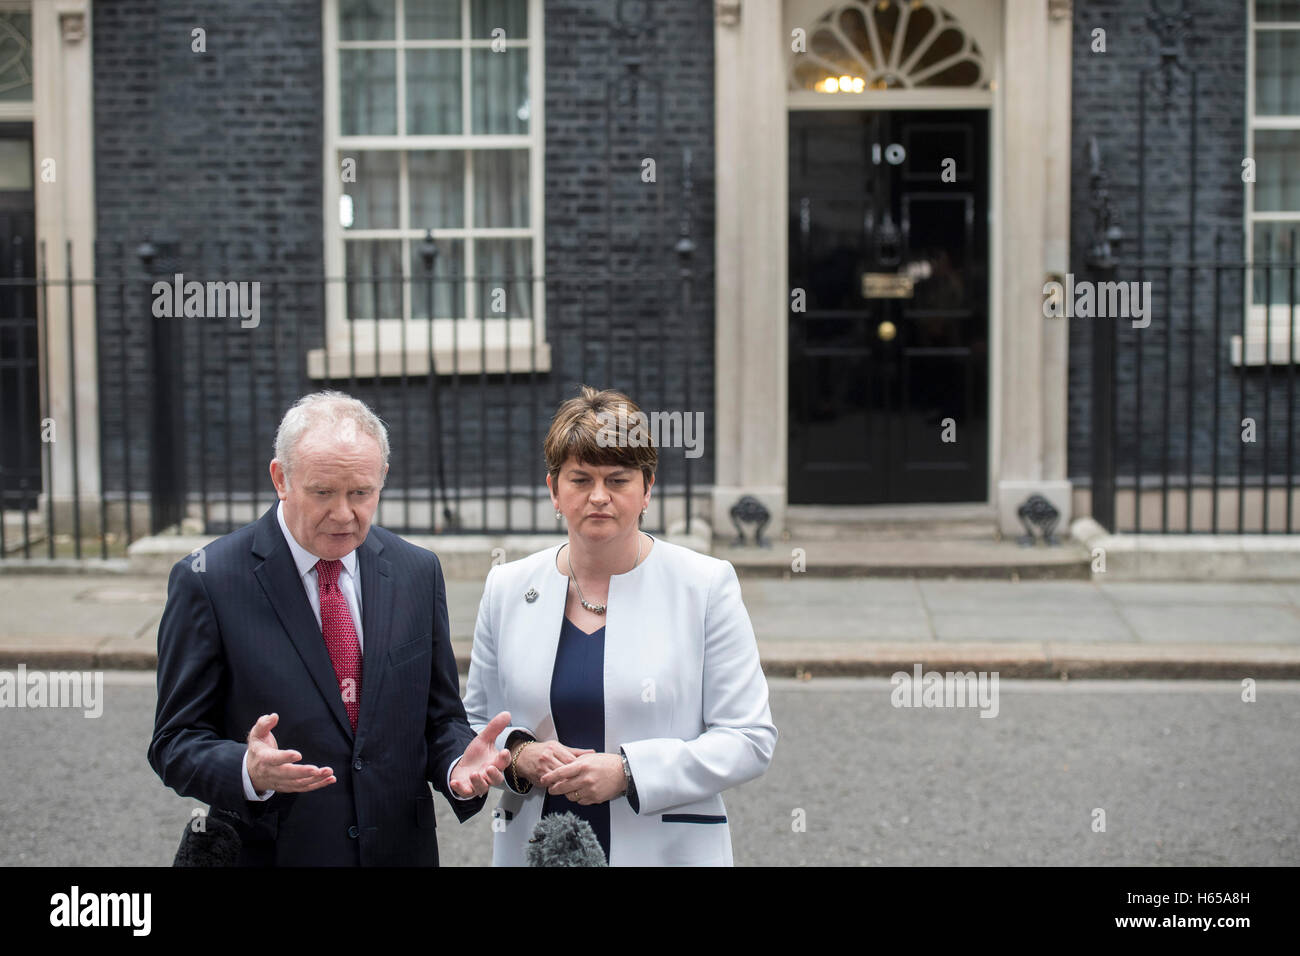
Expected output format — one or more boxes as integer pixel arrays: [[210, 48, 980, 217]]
[[0, 11, 34, 102], [791, 0, 987, 92]]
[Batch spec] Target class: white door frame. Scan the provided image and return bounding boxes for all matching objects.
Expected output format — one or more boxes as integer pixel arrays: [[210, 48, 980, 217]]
[[712, 0, 1073, 538], [28, 1, 101, 522]]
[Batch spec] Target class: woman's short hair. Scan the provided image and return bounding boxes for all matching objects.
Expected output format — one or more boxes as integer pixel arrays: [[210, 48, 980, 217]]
[[544, 385, 657, 490]]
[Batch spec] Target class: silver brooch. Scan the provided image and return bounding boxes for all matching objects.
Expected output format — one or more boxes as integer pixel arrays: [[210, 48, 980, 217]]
[[524, 587, 539, 603]]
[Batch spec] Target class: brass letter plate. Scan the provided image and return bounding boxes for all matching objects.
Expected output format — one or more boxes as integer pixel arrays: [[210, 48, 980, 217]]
[[861, 273, 914, 299]]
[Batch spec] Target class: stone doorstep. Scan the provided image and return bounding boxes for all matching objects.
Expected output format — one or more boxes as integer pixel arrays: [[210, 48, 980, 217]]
[[726, 560, 1093, 580], [1071, 517, 1300, 580], [4, 640, 1298, 680], [719, 537, 1094, 579], [53, 516, 1300, 582]]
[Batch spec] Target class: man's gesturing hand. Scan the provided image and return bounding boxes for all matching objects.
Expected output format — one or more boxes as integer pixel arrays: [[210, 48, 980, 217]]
[[449, 711, 513, 798], [246, 713, 336, 794]]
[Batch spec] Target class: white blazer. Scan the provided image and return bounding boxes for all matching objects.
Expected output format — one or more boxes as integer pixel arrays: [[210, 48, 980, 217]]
[[462, 536, 777, 866]]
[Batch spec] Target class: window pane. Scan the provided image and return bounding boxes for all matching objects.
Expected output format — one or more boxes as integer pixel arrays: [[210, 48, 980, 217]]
[[1254, 130, 1300, 212], [339, 0, 395, 41], [341, 50, 397, 135], [406, 50, 463, 134], [0, 12, 33, 103], [1252, 223, 1300, 306], [473, 150, 529, 227], [471, 49, 529, 133], [342, 152, 400, 229], [472, 0, 528, 38], [346, 240, 404, 320], [0, 138, 32, 188], [410, 151, 464, 228], [1256, 0, 1300, 22], [406, 0, 461, 38], [410, 240, 465, 318], [474, 239, 532, 317], [1255, 30, 1300, 115]]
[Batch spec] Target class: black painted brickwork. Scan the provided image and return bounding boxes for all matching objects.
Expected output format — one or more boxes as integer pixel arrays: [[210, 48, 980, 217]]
[[92, 0, 326, 504], [90, 0, 715, 522], [1069, 1, 1298, 486]]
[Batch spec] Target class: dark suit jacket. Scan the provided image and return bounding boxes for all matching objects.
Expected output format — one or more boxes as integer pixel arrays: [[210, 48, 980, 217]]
[[148, 505, 485, 865]]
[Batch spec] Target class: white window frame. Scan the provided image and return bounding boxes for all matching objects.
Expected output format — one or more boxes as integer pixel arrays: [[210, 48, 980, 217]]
[[316, 0, 549, 378], [1238, 0, 1300, 366]]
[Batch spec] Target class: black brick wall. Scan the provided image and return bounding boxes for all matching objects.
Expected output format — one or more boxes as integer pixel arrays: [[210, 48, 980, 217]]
[[1069, 1, 1297, 485], [91, 0, 715, 527], [92, 0, 326, 507], [539, 0, 716, 500]]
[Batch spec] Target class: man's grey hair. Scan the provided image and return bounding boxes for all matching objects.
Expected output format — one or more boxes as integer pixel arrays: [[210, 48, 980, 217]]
[[273, 391, 390, 485]]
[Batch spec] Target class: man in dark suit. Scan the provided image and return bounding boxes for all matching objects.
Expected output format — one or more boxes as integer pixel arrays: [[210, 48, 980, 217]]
[[148, 391, 511, 866]]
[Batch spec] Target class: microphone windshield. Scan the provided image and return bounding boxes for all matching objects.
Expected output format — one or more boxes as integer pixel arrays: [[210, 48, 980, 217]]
[[526, 812, 608, 867]]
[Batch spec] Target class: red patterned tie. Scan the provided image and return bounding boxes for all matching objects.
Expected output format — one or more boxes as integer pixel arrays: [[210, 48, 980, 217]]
[[315, 559, 362, 731]]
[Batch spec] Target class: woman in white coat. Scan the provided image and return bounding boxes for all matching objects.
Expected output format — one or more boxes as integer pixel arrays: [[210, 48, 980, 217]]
[[463, 386, 777, 866]]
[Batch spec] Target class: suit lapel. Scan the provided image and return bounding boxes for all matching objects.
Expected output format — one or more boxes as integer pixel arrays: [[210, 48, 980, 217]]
[[251, 506, 354, 742], [356, 534, 393, 736]]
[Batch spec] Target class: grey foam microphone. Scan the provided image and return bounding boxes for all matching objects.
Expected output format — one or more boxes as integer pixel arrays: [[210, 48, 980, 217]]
[[525, 812, 608, 867]]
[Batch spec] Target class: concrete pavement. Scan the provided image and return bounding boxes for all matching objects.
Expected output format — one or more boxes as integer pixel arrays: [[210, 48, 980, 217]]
[[0, 570, 1297, 677]]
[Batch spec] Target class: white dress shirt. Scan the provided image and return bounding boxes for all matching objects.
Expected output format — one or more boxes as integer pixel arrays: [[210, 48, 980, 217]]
[[244, 503, 469, 801], [241, 504, 364, 801], [275, 501, 364, 643]]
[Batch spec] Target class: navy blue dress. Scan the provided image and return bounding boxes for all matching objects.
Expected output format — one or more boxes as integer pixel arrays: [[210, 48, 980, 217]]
[[541, 617, 611, 863]]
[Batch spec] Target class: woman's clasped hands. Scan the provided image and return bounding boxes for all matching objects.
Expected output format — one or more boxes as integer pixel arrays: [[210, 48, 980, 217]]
[[514, 739, 627, 805]]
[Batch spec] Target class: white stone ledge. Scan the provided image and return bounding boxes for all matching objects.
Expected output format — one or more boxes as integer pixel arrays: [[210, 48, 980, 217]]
[[1072, 516, 1300, 580]]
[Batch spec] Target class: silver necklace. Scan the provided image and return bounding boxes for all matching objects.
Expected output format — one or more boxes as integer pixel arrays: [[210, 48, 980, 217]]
[[567, 533, 643, 615]]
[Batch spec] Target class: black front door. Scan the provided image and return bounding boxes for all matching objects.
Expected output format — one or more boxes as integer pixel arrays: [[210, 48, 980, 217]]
[[0, 123, 39, 509], [788, 109, 988, 504]]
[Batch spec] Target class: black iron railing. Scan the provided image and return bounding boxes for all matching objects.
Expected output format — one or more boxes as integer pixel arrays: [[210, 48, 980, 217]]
[[0, 238, 706, 561], [1084, 9, 1300, 534], [1088, 234, 1299, 534]]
